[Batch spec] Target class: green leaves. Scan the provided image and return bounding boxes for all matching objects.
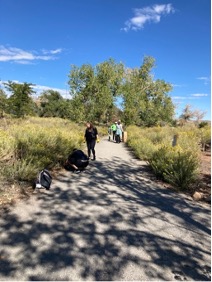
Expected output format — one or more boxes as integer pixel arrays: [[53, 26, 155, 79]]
[[4, 81, 35, 118], [2, 56, 175, 125], [68, 59, 124, 123], [122, 57, 174, 126]]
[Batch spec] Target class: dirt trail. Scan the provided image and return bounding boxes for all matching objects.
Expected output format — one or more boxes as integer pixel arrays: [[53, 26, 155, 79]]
[[0, 137, 211, 281]]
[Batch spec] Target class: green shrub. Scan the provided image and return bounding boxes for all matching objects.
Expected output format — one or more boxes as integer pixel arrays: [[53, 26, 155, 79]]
[[127, 124, 202, 191], [149, 145, 199, 190], [127, 136, 156, 160], [199, 127, 211, 150], [127, 126, 156, 160], [163, 151, 199, 190], [1, 159, 37, 181]]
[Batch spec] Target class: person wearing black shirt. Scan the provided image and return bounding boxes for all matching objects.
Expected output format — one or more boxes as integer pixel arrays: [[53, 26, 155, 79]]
[[65, 149, 89, 173], [84, 122, 98, 160]]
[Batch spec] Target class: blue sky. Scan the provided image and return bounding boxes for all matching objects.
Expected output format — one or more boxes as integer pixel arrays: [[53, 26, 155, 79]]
[[0, 0, 211, 120]]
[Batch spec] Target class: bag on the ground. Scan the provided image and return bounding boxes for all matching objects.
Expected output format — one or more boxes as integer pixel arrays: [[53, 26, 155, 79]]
[[36, 169, 52, 190]]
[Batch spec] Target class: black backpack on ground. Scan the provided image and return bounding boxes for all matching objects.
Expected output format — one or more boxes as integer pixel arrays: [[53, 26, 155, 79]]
[[35, 169, 52, 190]]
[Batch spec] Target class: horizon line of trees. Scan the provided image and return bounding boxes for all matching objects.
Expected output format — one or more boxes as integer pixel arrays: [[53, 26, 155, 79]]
[[0, 56, 207, 126]]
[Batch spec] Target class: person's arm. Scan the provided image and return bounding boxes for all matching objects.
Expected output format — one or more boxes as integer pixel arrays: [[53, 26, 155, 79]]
[[95, 127, 98, 139], [70, 163, 78, 170], [84, 129, 87, 142], [67, 156, 78, 170]]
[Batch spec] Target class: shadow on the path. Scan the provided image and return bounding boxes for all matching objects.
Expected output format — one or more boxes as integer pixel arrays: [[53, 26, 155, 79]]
[[0, 157, 211, 281]]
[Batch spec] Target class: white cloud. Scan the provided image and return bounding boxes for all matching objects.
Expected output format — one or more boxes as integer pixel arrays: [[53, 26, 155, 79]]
[[0, 45, 62, 63], [42, 48, 63, 55], [172, 93, 208, 101], [191, 93, 208, 97], [171, 83, 186, 88], [172, 96, 188, 100], [122, 3, 175, 31], [197, 76, 210, 85], [49, 48, 63, 54]]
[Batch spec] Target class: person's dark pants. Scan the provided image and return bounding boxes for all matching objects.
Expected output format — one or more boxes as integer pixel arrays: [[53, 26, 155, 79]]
[[87, 139, 96, 158], [113, 130, 116, 141], [115, 134, 121, 143]]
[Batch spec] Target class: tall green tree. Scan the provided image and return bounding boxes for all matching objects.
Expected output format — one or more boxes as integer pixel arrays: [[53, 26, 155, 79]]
[[68, 59, 124, 123], [4, 81, 35, 118], [68, 64, 95, 122], [39, 90, 71, 118], [122, 56, 174, 126], [95, 59, 124, 122]]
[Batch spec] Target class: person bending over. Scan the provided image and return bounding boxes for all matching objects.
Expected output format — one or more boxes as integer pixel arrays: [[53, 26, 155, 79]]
[[65, 149, 89, 173]]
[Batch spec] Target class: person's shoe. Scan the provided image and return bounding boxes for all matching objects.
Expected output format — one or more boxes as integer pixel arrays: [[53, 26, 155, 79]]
[[74, 169, 81, 174], [92, 156, 96, 161]]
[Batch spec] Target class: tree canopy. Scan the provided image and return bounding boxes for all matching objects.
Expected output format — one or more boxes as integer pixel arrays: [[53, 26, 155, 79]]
[[4, 81, 35, 118], [68, 56, 175, 126], [1, 56, 177, 126], [122, 57, 174, 126], [68, 58, 124, 123]]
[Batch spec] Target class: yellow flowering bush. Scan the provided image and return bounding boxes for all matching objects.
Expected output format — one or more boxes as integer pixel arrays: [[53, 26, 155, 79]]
[[199, 127, 211, 150], [126, 125, 202, 190], [0, 117, 84, 181]]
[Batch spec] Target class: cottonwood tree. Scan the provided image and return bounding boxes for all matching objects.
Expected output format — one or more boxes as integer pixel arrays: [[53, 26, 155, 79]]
[[4, 81, 35, 118], [68, 56, 174, 125], [122, 56, 174, 126], [39, 90, 71, 118], [68, 59, 124, 123]]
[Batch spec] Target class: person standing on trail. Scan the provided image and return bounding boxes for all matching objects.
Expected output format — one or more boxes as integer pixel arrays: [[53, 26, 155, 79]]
[[118, 120, 124, 141], [84, 122, 98, 160], [115, 121, 123, 143], [111, 122, 117, 141]]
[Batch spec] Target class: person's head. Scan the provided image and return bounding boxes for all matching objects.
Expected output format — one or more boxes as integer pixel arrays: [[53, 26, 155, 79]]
[[86, 122, 93, 129]]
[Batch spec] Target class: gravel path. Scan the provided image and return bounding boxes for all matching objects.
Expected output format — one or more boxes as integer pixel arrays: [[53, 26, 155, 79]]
[[0, 137, 211, 281]]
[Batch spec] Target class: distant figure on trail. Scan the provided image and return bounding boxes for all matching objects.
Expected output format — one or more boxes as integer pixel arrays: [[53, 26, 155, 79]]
[[111, 122, 117, 141], [108, 126, 112, 141], [84, 122, 98, 161], [118, 120, 124, 142], [65, 149, 89, 174], [118, 120, 123, 132], [115, 121, 123, 143]]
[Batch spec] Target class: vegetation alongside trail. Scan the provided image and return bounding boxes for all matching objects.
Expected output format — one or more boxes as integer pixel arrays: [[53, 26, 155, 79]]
[[0, 117, 107, 183], [126, 124, 211, 190], [0, 117, 83, 182]]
